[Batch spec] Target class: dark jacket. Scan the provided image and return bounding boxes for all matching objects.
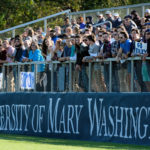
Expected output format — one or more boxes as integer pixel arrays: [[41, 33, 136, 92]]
[[15, 47, 23, 62], [76, 43, 89, 66]]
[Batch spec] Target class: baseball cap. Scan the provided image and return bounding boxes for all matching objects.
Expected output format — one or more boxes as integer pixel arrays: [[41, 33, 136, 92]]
[[145, 9, 150, 14], [113, 13, 119, 17], [105, 11, 111, 15]]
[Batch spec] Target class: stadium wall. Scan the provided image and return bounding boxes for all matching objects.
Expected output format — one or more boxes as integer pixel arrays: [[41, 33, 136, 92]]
[[0, 92, 150, 146]]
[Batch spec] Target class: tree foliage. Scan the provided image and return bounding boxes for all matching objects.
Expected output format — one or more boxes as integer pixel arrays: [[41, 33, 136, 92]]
[[0, 0, 149, 30]]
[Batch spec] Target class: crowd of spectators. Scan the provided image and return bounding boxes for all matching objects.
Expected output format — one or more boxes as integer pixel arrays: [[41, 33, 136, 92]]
[[0, 9, 150, 92]]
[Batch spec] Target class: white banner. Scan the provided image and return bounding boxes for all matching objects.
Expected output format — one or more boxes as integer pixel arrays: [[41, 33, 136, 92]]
[[21, 72, 34, 90], [0, 73, 3, 89], [134, 42, 147, 55]]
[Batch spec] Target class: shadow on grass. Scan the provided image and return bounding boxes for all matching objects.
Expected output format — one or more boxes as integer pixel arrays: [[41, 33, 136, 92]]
[[0, 134, 149, 150]]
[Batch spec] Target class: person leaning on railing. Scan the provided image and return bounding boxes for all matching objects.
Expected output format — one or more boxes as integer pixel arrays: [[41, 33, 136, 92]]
[[23, 41, 45, 91], [116, 31, 132, 92], [130, 28, 148, 92], [0, 43, 7, 73], [98, 31, 112, 92], [75, 35, 89, 92]]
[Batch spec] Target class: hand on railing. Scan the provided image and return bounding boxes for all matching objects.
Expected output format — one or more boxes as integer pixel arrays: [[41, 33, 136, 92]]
[[75, 65, 81, 71]]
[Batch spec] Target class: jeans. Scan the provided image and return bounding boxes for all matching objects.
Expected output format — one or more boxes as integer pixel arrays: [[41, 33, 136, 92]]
[[112, 63, 120, 92], [104, 63, 109, 92], [78, 65, 89, 92]]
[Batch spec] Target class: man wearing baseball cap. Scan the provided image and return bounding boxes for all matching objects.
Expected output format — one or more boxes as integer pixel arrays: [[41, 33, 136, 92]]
[[113, 13, 122, 28], [105, 11, 114, 29]]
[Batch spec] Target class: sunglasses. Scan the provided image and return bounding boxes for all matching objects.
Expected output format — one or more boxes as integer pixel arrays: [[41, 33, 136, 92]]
[[83, 39, 87, 41], [98, 34, 103, 37], [113, 34, 118, 36], [119, 36, 124, 39]]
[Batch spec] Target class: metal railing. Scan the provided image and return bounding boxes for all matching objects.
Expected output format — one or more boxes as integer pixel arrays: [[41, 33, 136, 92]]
[[93, 21, 112, 30], [1, 57, 150, 93], [0, 3, 150, 38], [0, 9, 70, 38], [69, 3, 150, 22]]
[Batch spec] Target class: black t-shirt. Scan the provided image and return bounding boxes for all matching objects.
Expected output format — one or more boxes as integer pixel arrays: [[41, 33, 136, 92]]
[[0, 50, 7, 60]]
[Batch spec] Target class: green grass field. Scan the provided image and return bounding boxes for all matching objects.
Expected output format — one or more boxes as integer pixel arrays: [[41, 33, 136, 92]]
[[0, 134, 150, 150]]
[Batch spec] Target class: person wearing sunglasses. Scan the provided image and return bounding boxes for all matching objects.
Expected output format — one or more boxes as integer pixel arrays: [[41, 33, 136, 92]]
[[116, 31, 132, 91]]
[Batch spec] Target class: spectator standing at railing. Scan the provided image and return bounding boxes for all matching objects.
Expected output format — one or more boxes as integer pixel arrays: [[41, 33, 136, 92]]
[[130, 28, 148, 92], [75, 35, 89, 92], [36, 27, 46, 37], [58, 36, 75, 91], [105, 11, 114, 29], [13, 36, 25, 91], [111, 29, 120, 92], [14, 36, 24, 62], [61, 17, 71, 34], [142, 29, 150, 91], [24, 41, 45, 91], [55, 26, 61, 37], [98, 32, 112, 91], [112, 13, 122, 28], [130, 10, 142, 29], [86, 16, 93, 28], [123, 15, 137, 36], [65, 27, 73, 36], [77, 16, 86, 29], [144, 9, 150, 22], [3, 39, 15, 91], [116, 31, 131, 92], [96, 13, 105, 24], [49, 29, 59, 45], [0, 44, 7, 72]]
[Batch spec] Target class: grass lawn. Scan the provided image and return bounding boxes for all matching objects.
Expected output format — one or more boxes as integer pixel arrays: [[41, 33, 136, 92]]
[[0, 134, 150, 150]]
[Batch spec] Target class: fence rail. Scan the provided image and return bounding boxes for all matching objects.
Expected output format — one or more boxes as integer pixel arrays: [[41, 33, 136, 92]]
[[1, 57, 150, 93], [0, 3, 150, 38], [0, 9, 70, 37]]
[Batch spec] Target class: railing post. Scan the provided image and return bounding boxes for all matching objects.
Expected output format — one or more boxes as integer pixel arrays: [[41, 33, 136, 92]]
[[51, 62, 54, 92], [12, 29, 15, 38], [69, 14, 72, 23], [109, 61, 112, 92], [83, 13, 86, 23], [88, 62, 92, 92], [69, 61, 72, 92], [34, 64, 37, 92], [126, 8, 130, 15], [44, 19, 47, 33], [142, 6, 145, 18], [131, 59, 134, 92], [17, 64, 21, 92], [2, 65, 5, 92]]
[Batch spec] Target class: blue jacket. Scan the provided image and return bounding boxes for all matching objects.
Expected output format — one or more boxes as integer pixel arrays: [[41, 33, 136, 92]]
[[29, 49, 45, 72]]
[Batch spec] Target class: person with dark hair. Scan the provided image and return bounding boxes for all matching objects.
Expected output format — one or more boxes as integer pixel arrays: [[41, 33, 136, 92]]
[[111, 30, 120, 92], [61, 17, 71, 34], [75, 35, 89, 92], [98, 32, 112, 91], [113, 13, 122, 28], [0, 44, 7, 72], [144, 9, 150, 22], [131, 10, 142, 29], [96, 13, 105, 24], [123, 16, 137, 35], [86, 16, 93, 27], [130, 29, 148, 92], [105, 11, 114, 29], [77, 16, 86, 29], [116, 31, 132, 91]]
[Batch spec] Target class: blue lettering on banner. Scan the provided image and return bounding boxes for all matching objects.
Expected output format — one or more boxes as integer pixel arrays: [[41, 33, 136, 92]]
[[134, 42, 147, 55], [21, 72, 34, 89], [0, 73, 2, 89], [0, 93, 150, 146]]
